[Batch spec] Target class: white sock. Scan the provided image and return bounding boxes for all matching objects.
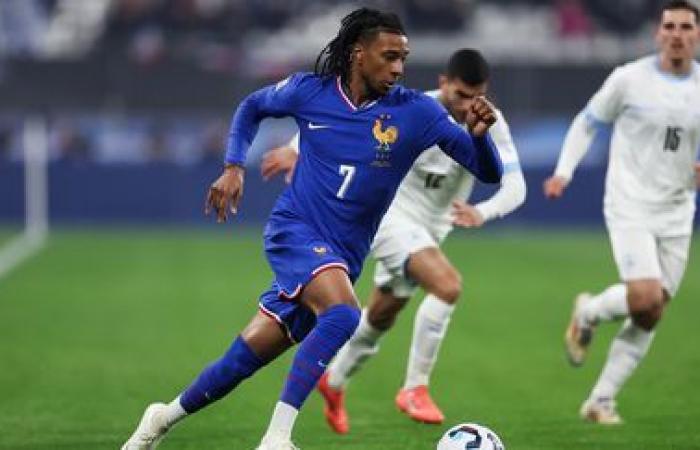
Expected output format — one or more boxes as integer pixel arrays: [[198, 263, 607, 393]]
[[580, 283, 629, 327], [404, 294, 455, 389], [162, 396, 187, 427], [590, 318, 654, 401], [327, 309, 383, 389], [262, 401, 298, 441]]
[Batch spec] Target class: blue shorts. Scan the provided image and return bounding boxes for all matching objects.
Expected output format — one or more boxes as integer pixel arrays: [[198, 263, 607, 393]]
[[259, 214, 352, 342], [263, 213, 350, 298], [259, 285, 317, 343]]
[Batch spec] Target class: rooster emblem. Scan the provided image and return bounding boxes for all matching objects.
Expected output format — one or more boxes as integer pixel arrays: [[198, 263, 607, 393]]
[[372, 119, 398, 152]]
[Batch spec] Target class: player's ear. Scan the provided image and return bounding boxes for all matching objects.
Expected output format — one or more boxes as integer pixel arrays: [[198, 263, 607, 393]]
[[352, 45, 363, 65]]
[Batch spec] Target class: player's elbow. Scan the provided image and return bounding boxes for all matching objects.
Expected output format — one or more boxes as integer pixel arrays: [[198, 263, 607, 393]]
[[478, 164, 503, 184]]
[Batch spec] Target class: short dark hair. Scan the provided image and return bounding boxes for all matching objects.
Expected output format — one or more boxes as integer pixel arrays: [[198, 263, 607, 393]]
[[314, 8, 406, 80], [660, 0, 700, 24], [446, 48, 490, 86]]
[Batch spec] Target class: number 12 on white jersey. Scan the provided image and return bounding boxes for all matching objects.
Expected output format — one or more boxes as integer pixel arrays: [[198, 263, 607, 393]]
[[337, 164, 356, 199]]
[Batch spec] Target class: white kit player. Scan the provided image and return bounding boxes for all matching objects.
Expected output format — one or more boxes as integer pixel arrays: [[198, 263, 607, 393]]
[[544, 0, 700, 425], [262, 49, 526, 433]]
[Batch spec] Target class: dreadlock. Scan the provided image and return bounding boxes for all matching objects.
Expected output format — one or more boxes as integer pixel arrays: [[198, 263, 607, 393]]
[[315, 8, 405, 81]]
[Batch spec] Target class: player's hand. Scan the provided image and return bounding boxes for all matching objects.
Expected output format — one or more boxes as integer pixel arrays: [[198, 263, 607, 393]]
[[543, 175, 569, 199], [205, 165, 245, 223], [451, 200, 485, 228], [466, 96, 497, 137], [261, 146, 298, 184], [695, 162, 700, 188]]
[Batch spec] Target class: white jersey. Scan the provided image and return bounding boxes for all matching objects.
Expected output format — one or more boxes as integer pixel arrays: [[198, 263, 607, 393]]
[[387, 90, 523, 233], [557, 55, 700, 236]]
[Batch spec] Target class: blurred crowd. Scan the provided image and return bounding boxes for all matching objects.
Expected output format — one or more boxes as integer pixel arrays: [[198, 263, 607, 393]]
[[0, 114, 231, 165], [0, 0, 674, 168], [0, 112, 608, 170], [0, 0, 676, 64]]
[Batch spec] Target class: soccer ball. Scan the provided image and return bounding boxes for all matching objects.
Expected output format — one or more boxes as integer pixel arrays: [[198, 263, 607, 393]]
[[437, 423, 505, 450]]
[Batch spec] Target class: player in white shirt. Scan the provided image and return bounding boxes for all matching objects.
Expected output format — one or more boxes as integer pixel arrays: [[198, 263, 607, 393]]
[[544, 0, 700, 425], [262, 49, 526, 433]]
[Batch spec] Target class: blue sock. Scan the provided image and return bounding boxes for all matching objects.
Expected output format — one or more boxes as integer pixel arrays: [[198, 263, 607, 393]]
[[280, 304, 360, 409], [179, 336, 264, 413]]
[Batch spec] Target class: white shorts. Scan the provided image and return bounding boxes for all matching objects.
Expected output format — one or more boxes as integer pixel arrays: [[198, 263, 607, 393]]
[[607, 227, 692, 297], [371, 216, 449, 298]]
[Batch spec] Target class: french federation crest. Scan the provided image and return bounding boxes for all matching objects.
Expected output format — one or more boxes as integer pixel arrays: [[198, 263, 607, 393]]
[[371, 114, 398, 167]]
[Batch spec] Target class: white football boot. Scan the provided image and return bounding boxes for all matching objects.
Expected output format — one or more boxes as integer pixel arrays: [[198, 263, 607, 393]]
[[580, 397, 623, 425], [256, 435, 300, 450], [565, 292, 596, 366], [121, 403, 172, 450]]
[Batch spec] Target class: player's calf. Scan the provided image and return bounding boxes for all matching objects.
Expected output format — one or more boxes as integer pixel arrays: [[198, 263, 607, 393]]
[[366, 286, 409, 331], [179, 336, 266, 413]]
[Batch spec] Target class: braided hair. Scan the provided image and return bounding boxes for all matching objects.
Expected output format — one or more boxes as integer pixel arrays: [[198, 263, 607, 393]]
[[314, 8, 405, 81]]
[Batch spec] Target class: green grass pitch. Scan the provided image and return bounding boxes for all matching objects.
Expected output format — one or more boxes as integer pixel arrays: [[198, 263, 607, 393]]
[[0, 229, 698, 450]]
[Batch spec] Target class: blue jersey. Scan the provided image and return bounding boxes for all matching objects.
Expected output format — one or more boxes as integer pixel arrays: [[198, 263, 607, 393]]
[[225, 73, 502, 286]]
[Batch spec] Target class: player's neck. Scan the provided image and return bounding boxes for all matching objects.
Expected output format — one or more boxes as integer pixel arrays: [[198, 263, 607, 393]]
[[659, 55, 693, 76], [343, 75, 378, 107]]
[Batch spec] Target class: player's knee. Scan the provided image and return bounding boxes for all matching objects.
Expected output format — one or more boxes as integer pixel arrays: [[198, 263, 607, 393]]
[[432, 271, 462, 304], [321, 303, 361, 339], [631, 307, 663, 331], [628, 284, 665, 330]]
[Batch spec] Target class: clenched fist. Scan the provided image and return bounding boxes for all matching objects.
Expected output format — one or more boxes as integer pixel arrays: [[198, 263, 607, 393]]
[[465, 96, 497, 137]]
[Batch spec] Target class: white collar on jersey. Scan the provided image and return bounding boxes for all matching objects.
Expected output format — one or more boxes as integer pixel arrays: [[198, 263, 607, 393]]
[[336, 76, 379, 111]]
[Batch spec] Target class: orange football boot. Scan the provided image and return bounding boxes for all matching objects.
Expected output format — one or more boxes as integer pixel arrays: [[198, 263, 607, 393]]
[[395, 386, 445, 424], [317, 372, 350, 434]]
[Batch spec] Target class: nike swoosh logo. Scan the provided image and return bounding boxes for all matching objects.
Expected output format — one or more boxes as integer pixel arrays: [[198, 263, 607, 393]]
[[308, 123, 330, 130]]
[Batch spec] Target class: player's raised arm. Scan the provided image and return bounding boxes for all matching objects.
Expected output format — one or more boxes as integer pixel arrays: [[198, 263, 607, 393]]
[[205, 73, 308, 222], [451, 111, 526, 228], [544, 68, 624, 199], [421, 95, 502, 183]]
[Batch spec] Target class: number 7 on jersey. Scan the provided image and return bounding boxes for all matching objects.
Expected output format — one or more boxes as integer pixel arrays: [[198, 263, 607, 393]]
[[337, 164, 356, 199]]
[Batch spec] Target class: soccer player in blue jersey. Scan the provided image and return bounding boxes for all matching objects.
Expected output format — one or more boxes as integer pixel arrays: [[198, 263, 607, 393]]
[[122, 8, 502, 450]]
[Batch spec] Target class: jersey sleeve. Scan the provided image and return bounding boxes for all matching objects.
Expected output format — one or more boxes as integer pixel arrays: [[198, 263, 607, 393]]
[[417, 96, 502, 183], [473, 111, 526, 221], [489, 110, 521, 173], [586, 67, 626, 124], [224, 73, 311, 165]]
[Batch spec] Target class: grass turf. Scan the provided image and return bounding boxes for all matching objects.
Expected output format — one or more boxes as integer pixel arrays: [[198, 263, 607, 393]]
[[0, 229, 698, 450]]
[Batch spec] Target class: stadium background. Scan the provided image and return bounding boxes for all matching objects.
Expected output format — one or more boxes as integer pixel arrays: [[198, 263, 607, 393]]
[[0, 1, 698, 449]]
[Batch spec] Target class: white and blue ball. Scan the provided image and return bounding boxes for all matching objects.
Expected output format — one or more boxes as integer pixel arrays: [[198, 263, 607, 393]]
[[437, 423, 505, 450]]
